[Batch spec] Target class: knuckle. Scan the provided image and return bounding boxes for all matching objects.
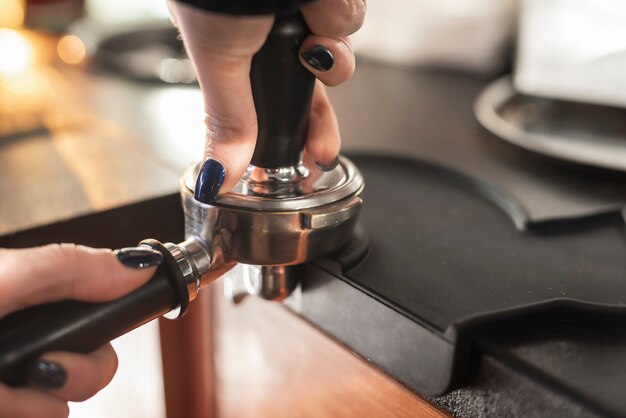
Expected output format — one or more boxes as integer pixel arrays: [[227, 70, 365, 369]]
[[356, 0, 367, 25], [204, 113, 256, 148], [304, 0, 366, 37], [336, 0, 366, 35], [39, 244, 82, 275], [41, 243, 83, 293], [42, 243, 80, 262]]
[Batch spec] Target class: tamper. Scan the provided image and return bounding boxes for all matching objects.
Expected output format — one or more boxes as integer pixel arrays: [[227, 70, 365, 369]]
[[0, 13, 364, 385]]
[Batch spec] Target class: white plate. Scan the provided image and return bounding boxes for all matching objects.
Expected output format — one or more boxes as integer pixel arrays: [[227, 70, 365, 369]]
[[474, 76, 626, 172]]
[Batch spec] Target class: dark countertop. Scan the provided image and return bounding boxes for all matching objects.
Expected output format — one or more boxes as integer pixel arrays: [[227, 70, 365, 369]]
[[2, 47, 626, 417]]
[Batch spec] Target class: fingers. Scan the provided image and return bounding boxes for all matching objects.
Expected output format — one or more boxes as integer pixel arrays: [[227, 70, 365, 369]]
[[168, 2, 273, 196], [0, 244, 158, 316], [0, 383, 69, 418], [301, 0, 366, 37], [32, 344, 118, 402], [168, 0, 365, 204], [300, 35, 355, 86], [305, 81, 341, 167], [300, 0, 362, 87], [0, 345, 117, 417], [298, 1, 363, 165]]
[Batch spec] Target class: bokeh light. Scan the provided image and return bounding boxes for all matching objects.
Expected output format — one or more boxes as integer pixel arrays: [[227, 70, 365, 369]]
[[57, 35, 86, 65], [0, 29, 33, 76], [0, 0, 25, 28]]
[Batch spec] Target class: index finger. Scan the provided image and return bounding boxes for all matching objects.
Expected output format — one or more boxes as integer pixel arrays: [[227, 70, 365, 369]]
[[0, 244, 157, 317], [168, 2, 274, 197]]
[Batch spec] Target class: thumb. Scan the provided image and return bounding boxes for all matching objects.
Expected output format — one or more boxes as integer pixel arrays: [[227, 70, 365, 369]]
[[168, 2, 274, 203], [0, 244, 160, 317]]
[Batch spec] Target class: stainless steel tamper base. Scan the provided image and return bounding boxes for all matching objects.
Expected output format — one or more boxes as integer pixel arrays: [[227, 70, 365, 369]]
[[157, 156, 364, 310]]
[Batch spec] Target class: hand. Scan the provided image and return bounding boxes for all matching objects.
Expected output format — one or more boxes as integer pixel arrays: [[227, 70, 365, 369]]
[[167, 0, 367, 203], [0, 244, 161, 418]]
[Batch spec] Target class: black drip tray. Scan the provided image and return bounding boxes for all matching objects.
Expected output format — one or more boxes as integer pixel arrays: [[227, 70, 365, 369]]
[[299, 153, 626, 415], [341, 153, 626, 331]]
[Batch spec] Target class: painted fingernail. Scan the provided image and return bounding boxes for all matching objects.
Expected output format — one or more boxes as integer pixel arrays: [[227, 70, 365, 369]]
[[316, 156, 339, 172], [27, 360, 67, 389], [301, 45, 334, 71], [194, 158, 225, 204], [115, 247, 163, 269]]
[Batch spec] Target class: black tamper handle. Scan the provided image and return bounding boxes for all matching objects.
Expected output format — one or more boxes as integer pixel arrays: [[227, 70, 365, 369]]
[[250, 12, 315, 169], [0, 241, 188, 386]]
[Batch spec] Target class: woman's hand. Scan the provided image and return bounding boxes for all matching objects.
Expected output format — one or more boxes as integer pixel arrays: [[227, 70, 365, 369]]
[[0, 244, 162, 418], [167, 0, 367, 203]]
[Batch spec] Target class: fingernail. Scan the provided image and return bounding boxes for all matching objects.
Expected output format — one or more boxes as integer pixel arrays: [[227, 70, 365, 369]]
[[27, 360, 67, 389], [194, 158, 225, 204], [115, 247, 163, 269], [316, 156, 339, 172], [301, 45, 334, 71]]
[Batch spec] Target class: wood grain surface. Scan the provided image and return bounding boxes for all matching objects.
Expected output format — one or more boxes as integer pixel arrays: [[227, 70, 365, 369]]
[[212, 284, 447, 418], [159, 288, 217, 418]]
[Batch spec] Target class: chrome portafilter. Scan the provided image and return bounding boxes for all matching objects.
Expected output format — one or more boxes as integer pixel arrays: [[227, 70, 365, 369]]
[[181, 155, 363, 303], [0, 12, 364, 385]]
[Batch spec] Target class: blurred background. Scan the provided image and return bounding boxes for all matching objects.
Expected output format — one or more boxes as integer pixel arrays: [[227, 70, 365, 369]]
[[1, 0, 625, 416], [3, 0, 626, 177]]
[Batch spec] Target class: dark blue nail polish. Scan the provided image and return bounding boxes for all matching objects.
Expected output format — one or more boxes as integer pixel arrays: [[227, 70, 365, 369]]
[[27, 360, 67, 389], [301, 45, 334, 71], [115, 247, 163, 269], [194, 158, 225, 204], [316, 156, 339, 172]]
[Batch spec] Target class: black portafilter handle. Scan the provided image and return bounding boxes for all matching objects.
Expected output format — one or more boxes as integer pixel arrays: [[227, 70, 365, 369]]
[[0, 241, 188, 386], [250, 12, 315, 169]]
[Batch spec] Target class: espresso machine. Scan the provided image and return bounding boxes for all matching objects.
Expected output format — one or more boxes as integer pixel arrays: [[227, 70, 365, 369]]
[[0, 13, 364, 385]]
